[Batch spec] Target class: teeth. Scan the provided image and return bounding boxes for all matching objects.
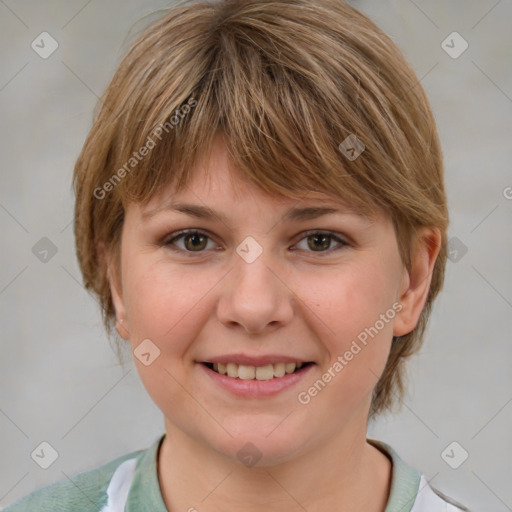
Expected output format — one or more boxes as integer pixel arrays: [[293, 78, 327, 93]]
[[210, 361, 306, 380], [285, 362, 296, 374], [238, 364, 256, 380], [255, 364, 274, 380], [226, 363, 238, 378], [273, 362, 286, 377]]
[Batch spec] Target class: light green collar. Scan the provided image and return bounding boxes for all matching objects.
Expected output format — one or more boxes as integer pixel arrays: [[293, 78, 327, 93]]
[[125, 434, 421, 511], [368, 438, 421, 512]]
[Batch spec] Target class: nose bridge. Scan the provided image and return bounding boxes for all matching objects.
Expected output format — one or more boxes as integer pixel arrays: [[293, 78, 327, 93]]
[[235, 244, 276, 296], [216, 236, 294, 333]]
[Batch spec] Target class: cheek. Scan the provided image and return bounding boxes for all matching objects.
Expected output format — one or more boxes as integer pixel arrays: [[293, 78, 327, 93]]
[[120, 258, 219, 413], [306, 257, 399, 344], [300, 257, 399, 399], [122, 257, 217, 351]]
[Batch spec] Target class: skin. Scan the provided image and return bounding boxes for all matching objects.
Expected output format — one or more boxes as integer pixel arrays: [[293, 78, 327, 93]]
[[106, 135, 441, 511]]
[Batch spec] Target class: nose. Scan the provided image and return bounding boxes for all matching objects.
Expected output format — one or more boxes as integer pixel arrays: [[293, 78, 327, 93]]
[[216, 246, 294, 334]]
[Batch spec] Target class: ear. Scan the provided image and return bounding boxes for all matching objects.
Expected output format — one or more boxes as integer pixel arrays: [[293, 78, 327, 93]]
[[98, 240, 130, 340], [393, 227, 442, 337]]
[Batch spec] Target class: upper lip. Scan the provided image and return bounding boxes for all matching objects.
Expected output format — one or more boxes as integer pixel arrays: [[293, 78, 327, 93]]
[[199, 354, 313, 366]]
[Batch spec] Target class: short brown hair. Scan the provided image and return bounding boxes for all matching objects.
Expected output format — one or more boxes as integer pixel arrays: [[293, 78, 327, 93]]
[[73, 0, 449, 418]]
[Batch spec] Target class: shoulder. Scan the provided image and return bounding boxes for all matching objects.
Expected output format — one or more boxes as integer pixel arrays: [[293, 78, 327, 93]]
[[412, 475, 471, 512], [367, 438, 471, 512], [2, 447, 145, 512]]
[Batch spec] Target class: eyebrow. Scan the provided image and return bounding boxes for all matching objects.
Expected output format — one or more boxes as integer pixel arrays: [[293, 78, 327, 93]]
[[142, 201, 368, 223]]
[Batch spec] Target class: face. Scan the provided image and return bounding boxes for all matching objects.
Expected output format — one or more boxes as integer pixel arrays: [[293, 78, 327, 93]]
[[108, 136, 434, 466]]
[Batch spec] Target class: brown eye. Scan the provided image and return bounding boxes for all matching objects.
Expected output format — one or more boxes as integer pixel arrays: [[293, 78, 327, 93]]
[[294, 231, 348, 254], [164, 230, 214, 253], [307, 233, 331, 251], [183, 232, 208, 251]]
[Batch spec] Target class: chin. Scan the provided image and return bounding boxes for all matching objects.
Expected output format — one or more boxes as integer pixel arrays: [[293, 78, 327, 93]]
[[206, 421, 309, 469]]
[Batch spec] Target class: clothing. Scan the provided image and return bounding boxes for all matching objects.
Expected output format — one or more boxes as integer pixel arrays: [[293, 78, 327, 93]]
[[2, 434, 468, 512]]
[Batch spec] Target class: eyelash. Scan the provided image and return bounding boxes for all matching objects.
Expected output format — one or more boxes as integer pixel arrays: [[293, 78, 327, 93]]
[[162, 229, 350, 257]]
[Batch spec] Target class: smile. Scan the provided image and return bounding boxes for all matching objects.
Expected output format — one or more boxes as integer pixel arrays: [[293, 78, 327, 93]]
[[203, 361, 312, 380], [199, 361, 315, 398]]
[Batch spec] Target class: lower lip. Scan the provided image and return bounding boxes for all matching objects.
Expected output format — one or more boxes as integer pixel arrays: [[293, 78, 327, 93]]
[[198, 363, 315, 398]]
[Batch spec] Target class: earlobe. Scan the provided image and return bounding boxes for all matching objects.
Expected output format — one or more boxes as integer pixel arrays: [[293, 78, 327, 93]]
[[99, 241, 130, 340], [393, 228, 441, 337], [115, 316, 130, 340], [110, 270, 130, 340]]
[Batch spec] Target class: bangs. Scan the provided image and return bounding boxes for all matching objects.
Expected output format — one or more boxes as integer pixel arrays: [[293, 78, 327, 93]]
[[107, 2, 410, 220]]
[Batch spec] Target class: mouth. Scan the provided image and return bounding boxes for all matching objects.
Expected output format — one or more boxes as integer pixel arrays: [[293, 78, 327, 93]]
[[198, 359, 316, 398], [201, 361, 315, 380]]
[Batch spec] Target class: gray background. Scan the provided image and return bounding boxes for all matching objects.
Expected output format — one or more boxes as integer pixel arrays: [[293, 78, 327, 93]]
[[0, 1, 511, 510]]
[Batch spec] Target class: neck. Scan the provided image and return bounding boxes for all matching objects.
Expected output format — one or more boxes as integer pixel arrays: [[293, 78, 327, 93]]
[[156, 419, 391, 512]]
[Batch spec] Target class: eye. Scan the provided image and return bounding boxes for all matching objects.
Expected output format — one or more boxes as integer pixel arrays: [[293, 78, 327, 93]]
[[163, 229, 349, 256], [293, 230, 349, 254], [164, 230, 217, 253]]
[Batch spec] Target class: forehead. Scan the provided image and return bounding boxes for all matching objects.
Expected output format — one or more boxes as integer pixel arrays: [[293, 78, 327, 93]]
[[139, 136, 375, 220], [139, 171, 372, 226]]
